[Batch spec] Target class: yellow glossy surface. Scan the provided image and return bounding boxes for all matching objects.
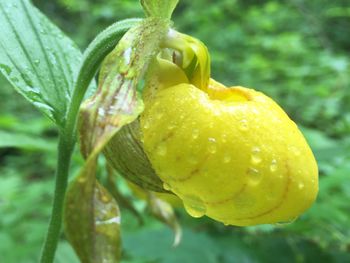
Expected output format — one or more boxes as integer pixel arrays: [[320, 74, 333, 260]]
[[141, 80, 318, 226]]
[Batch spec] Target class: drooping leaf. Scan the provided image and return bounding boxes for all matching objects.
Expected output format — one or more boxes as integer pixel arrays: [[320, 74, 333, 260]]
[[64, 17, 171, 263], [0, 0, 89, 126], [147, 192, 182, 246]]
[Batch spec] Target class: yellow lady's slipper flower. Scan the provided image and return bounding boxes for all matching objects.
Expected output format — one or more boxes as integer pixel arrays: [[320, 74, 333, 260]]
[[139, 38, 318, 225]]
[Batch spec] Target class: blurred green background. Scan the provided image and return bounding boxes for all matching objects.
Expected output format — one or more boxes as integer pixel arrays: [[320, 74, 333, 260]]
[[1, 0, 350, 262]]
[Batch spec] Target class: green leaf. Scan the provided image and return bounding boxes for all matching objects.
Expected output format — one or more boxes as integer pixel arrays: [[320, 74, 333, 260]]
[[0, 130, 55, 151], [0, 0, 84, 126]]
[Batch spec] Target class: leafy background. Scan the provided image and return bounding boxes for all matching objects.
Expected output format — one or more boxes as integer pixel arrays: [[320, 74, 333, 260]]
[[0, 0, 349, 262]]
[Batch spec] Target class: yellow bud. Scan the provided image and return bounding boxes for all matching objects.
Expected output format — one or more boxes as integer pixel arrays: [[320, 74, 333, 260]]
[[140, 79, 318, 226]]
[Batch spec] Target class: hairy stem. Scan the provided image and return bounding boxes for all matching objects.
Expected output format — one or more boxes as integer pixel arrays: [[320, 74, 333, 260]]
[[39, 18, 142, 263]]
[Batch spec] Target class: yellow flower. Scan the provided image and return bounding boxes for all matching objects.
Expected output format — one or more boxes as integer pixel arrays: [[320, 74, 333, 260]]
[[139, 36, 318, 225]]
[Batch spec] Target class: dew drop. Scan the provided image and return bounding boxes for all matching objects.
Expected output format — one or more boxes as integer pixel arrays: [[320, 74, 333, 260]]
[[183, 195, 206, 218], [192, 129, 199, 139], [251, 147, 262, 164], [0, 64, 12, 75], [239, 119, 248, 131], [163, 183, 171, 191], [34, 59, 40, 66], [168, 124, 175, 130], [223, 154, 231, 163], [298, 182, 305, 190], [156, 143, 167, 156], [270, 159, 278, 172], [142, 120, 150, 130], [208, 137, 217, 154], [289, 146, 301, 156], [221, 133, 228, 143], [247, 167, 262, 185]]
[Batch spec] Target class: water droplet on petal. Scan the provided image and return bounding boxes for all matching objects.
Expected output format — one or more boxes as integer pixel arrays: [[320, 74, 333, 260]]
[[183, 195, 206, 218], [239, 119, 248, 131], [298, 182, 305, 190], [223, 154, 231, 163], [289, 146, 301, 156], [156, 143, 167, 156], [192, 129, 199, 139], [270, 159, 278, 172], [168, 124, 175, 130], [208, 137, 217, 154], [247, 167, 262, 185], [163, 183, 171, 191], [251, 147, 262, 164], [221, 133, 228, 143], [142, 120, 150, 130]]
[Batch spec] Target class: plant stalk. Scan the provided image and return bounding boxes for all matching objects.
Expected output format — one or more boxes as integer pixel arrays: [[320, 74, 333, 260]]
[[39, 132, 74, 263]]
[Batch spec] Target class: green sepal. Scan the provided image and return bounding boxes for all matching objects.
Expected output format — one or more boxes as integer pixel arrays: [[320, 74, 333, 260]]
[[104, 119, 166, 192], [64, 160, 121, 263], [141, 0, 179, 19], [147, 192, 182, 246], [64, 17, 171, 262]]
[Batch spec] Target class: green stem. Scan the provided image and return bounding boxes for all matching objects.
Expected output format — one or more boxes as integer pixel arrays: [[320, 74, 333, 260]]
[[39, 131, 74, 263], [39, 18, 142, 263]]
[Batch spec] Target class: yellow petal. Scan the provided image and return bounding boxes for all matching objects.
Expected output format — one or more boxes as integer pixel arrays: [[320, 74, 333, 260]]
[[140, 80, 318, 226]]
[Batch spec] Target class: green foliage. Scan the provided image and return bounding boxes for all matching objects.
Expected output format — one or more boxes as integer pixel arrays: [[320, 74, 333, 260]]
[[0, 0, 85, 126], [0, 0, 349, 262]]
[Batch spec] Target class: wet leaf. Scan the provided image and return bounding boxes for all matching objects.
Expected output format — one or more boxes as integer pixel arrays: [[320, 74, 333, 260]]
[[0, 0, 91, 126]]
